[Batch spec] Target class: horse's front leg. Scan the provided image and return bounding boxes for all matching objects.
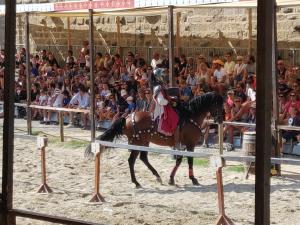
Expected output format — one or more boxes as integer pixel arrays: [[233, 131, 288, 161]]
[[169, 155, 183, 185], [128, 150, 141, 188], [187, 147, 200, 186]]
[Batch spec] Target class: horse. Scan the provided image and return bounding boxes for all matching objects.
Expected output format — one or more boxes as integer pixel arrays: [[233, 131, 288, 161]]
[[85, 92, 224, 188]]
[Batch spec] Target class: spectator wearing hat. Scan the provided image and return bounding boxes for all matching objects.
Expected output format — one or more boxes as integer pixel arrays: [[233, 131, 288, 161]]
[[213, 59, 225, 82], [126, 96, 135, 113], [233, 56, 246, 86]]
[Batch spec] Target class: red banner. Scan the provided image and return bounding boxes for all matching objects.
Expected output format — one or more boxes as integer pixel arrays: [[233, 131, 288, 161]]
[[54, 0, 134, 11]]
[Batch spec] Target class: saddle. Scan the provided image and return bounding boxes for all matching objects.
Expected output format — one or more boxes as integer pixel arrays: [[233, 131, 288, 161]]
[[166, 87, 180, 107]]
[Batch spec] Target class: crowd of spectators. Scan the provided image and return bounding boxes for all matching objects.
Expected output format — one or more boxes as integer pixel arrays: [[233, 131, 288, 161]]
[[0, 41, 300, 150]]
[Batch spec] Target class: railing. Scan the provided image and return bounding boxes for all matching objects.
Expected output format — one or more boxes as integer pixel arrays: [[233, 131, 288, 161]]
[[14, 44, 300, 67]]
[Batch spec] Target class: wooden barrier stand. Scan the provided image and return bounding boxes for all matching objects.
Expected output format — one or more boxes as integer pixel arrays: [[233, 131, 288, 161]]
[[36, 136, 53, 193], [89, 142, 105, 202]]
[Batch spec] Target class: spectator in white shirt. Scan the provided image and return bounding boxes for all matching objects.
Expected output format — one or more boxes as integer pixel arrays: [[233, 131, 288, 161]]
[[246, 77, 256, 101], [68, 85, 90, 129], [151, 52, 162, 69], [213, 59, 225, 82]]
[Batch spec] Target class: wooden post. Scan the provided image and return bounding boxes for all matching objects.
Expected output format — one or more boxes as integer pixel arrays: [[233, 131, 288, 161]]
[[2, 0, 17, 224], [37, 136, 52, 193], [255, 0, 275, 224], [116, 16, 121, 54], [168, 6, 175, 87], [25, 12, 32, 135], [247, 8, 253, 55], [272, 4, 281, 175], [89, 142, 105, 202], [215, 167, 234, 225], [218, 123, 224, 155], [67, 17, 72, 51], [176, 12, 181, 57], [89, 3, 96, 141], [59, 112, 64, 142]]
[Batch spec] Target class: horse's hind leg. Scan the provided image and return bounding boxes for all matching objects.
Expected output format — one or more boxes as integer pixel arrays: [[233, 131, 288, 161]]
[[187, 156, 200, 186], [139, 151, 162, 184], [169, 156, 183, 185], [128, 150, 141, 188]]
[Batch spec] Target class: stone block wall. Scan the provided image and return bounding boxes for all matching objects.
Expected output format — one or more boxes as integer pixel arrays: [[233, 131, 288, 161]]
[[0, 4, 297, 57]]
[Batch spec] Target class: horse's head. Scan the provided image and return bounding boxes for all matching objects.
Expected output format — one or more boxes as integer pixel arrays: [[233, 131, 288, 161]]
[[188, 92, 224, 124]]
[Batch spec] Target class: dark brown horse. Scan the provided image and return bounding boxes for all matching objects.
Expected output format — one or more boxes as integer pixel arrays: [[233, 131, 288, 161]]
[[85, 92, 224, 188]]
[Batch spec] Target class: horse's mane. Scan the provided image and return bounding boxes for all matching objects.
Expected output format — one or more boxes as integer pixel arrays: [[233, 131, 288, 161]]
[[188, 92, 224, 114], [178, 92, 224, 119]]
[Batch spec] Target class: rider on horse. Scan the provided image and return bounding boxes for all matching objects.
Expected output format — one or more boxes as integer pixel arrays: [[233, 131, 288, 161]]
[[152, 85, 182, 150]]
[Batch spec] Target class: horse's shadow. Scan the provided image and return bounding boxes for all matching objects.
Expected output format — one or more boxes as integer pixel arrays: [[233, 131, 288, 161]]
[[134, 177, 300, 195]]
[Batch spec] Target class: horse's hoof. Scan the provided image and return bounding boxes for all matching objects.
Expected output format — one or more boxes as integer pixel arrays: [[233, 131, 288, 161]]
[[191, 177, 200, 186], [135, 183, 142, 189], [156, 177, 163, 184], [168, 178, 175, 186]]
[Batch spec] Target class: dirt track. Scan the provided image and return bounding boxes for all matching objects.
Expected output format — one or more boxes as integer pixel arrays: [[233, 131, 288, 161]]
[[0, 119, 299, 225]]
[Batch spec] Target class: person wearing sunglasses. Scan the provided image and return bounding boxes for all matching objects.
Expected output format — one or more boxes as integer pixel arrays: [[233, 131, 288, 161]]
[[282, 92, 300, 121]]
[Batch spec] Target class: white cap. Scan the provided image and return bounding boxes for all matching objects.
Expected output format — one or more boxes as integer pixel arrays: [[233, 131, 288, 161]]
[[126, 96, 133, 101], [121, 89, 127, 97]]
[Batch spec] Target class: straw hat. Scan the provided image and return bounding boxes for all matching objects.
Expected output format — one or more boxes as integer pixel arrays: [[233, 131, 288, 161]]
[[126, 96, 133, 101], [213, 59, 224, 66]]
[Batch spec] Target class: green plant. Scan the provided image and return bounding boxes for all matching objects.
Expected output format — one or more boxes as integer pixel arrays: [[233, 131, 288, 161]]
[[225, 165, 245, 173]]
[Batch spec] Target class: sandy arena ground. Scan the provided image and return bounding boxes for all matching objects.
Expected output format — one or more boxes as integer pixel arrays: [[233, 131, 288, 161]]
[[0, 119, 299, 225]]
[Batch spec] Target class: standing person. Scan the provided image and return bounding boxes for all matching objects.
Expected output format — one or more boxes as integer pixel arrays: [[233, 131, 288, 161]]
[[213, 59, 225, 83], [151, 52, 162, 69], [224, 52, 235, 86], [245, 55, 256, 76], [233, 56, 247, 86]]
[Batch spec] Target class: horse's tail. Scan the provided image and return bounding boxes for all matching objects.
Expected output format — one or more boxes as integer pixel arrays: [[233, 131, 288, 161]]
[[84, 117, 126, 159]]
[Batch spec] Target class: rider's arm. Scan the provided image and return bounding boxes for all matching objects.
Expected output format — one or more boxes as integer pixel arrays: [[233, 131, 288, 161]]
[[157, 92, 168, 106]]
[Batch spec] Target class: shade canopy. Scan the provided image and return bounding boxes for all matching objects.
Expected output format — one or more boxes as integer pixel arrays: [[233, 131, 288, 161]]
[[1, 0, 300, 17]]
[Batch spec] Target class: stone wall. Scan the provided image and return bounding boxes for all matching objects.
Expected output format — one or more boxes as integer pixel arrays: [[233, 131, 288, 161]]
[[18, 6, 300, 49], [0, 4, 297, 57]]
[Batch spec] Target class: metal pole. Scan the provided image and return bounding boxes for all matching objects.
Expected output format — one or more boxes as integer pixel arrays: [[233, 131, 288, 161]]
[[176, 12, 181, 57], [247, 8, 253, 55], [89, 2, 95, 141], [168, 5, 175, 87], [255, 0, 275, 224], [2, 0, 16, 224], [25, 12, 32, 135], [67, 17, 72, 51], [116, 16, 121, 54]]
